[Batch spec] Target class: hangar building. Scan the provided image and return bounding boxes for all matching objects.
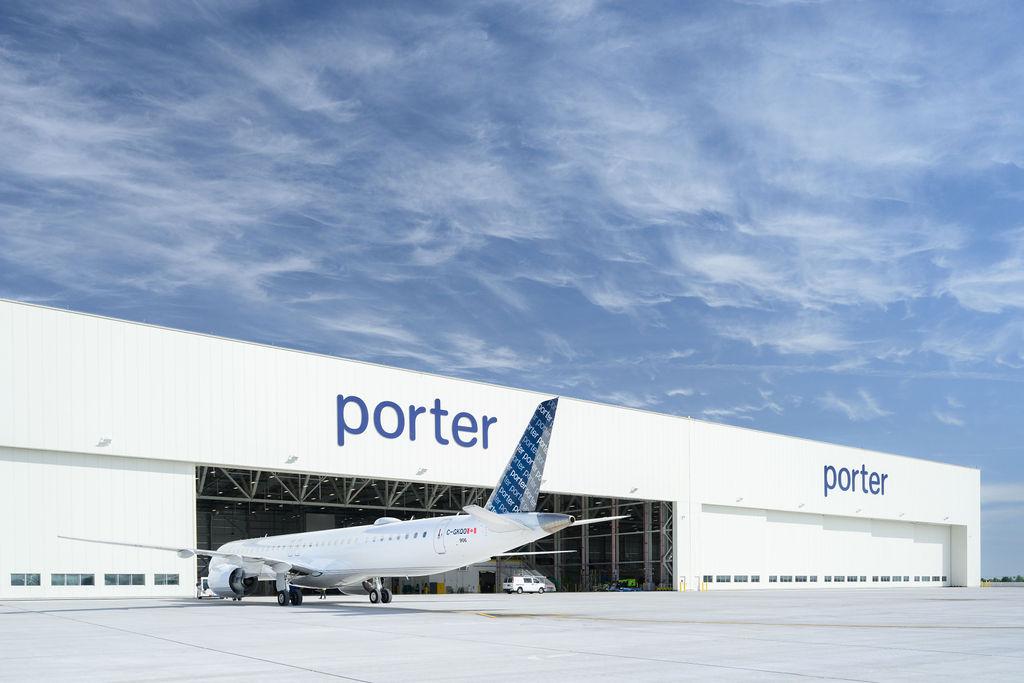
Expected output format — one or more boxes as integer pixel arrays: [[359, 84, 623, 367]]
[[0, 300, 980, 598]]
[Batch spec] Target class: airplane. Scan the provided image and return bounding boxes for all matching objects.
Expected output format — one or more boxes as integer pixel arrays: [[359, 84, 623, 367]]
[[61, 397, 625, 606]]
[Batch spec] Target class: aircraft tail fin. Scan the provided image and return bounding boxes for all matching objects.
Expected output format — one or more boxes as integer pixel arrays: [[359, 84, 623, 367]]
[[484, 397, 558, 514]]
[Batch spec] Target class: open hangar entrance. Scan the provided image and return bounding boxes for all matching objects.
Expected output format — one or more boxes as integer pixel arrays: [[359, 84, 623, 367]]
[[196, 466, 674, 592]]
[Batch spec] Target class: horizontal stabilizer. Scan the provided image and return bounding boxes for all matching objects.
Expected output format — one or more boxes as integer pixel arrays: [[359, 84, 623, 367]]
[[572, 515, 629, 526], [492, 550, 576, 557], [462, 505, 531, 532]]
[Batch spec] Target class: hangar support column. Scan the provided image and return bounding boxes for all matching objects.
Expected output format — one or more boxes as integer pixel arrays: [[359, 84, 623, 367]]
[[611, 499, 620, 582], [581, 495, 591, 591], [643, 501, 653, 590], [660, 501, 673, 588], [553, 494, 563, 588]]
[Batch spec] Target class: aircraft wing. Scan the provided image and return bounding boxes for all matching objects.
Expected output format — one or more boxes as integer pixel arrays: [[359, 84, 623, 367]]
[[57, 535, 323, 576]]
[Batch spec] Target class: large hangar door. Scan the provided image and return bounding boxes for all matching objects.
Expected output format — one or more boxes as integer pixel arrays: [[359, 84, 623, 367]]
[[701, 505, 766, 578], [699, 504, 952, 587], [912, 523, 951, 580]]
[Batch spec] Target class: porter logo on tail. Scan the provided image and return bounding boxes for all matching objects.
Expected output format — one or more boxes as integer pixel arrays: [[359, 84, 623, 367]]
[[484, 398, 558, 514]]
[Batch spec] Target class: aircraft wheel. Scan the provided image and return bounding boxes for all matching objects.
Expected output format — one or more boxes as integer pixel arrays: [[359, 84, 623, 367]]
[[277, 591, 289, 606], [538, 587, 544, 594], [369, 588, 380, 604], [290, 588, 303, 606], [381, 588, 392, 604], [516, 587, 523, 594]]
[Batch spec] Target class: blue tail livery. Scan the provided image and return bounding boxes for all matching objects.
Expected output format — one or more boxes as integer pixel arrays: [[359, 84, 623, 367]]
[[484, 398, 558, 514]]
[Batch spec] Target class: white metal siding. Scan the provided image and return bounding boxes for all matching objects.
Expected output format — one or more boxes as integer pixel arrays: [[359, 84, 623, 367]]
[[0, 299, 983, 590]]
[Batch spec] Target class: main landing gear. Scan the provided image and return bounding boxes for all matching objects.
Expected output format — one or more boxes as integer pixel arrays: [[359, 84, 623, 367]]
[[274, 573, 305, 607], [276, 587, 304, 606], [366, 578, 392, 605]]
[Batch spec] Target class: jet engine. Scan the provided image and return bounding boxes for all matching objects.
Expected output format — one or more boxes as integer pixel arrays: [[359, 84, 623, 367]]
[[206, 564, 258, 599]]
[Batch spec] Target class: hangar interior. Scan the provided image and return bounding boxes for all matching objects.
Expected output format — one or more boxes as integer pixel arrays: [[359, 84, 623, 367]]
[[197, 466, 674, 592]]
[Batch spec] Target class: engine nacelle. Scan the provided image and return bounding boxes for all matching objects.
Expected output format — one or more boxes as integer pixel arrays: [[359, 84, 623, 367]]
[[206, 564, 258, 599]]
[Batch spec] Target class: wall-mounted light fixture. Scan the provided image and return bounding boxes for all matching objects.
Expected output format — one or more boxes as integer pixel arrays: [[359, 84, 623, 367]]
[[416, 468, 428, 476], [95, 438, 111, 447], [285, 455, 298, 464]]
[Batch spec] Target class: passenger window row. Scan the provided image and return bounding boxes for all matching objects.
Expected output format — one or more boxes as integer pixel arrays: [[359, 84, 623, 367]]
[[253, 531, 431, 550]]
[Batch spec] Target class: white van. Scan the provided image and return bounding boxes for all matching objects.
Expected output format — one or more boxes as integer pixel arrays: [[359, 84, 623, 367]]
[[502, 575, 549, 594]]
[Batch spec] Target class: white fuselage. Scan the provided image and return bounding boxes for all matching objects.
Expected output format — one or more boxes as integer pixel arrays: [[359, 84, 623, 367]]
[[212, 513, 549, 590]]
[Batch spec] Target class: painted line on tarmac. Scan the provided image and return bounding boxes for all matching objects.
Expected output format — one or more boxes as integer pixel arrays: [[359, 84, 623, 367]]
[[455, 611, 1024, 630]]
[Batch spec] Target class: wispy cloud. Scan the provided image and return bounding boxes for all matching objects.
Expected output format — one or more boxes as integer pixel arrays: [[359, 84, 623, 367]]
[[940, 228, 1024, 314], [933, 411, 965, 427], [982, 483, 1024, 505], [702, 389, 783, 421], [594, 390, 661, 410], [717, 315, 856, 356], [819, 389, 891, 422], [541, 332, 578, 361]]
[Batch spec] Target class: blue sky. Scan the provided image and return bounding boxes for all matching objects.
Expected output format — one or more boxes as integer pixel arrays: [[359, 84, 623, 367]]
[[1, 1, 1022, 576]]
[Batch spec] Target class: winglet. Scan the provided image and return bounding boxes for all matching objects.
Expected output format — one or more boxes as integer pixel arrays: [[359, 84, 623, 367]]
[[463, 505, 531, 532]]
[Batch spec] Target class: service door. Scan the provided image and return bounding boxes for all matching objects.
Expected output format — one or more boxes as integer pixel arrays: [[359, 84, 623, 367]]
[[433, 520, 451, 554]]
